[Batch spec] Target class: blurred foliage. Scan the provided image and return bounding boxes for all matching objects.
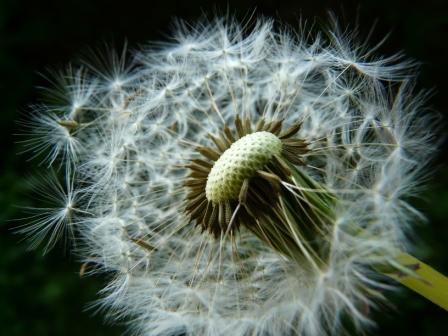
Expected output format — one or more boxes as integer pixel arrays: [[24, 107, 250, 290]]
[[0, 0, 446, 335]]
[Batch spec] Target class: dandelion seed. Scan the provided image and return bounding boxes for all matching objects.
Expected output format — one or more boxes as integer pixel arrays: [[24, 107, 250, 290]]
[[17, 172, 80, 253]]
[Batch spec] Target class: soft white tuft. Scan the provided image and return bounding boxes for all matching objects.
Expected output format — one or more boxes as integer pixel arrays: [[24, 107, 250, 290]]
[[21, 17, 438, 335]]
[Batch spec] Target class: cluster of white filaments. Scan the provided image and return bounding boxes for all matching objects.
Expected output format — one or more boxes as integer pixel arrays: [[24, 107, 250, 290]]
[[21, 17, 437, 336]]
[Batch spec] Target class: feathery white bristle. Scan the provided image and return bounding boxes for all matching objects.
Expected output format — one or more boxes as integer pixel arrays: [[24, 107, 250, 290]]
[[20, 17, 437, 336]]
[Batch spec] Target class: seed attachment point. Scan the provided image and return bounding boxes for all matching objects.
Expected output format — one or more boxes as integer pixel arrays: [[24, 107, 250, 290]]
[[205, 131, 282, 203]]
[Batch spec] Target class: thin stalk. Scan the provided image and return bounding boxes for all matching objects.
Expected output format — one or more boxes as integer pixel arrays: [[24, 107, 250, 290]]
[[383, 252, 448, 311]]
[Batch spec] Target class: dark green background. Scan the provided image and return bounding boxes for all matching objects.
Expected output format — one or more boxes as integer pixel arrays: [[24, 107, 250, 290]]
[[1, 0, 447, 335]]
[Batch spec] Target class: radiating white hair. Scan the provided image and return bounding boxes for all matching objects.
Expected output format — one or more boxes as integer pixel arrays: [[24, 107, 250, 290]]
[[21, 16, 438, 336]]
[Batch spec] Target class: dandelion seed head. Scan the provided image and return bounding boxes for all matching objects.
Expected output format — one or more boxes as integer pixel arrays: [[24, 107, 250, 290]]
[[19, 16, 439, 336]]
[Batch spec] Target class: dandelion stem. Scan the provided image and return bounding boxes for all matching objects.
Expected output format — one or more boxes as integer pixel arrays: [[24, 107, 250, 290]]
[[383, 253, 448, 311]]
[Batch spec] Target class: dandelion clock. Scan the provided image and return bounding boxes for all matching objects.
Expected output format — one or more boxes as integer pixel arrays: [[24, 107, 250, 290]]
[[18, 16, 447, 336]]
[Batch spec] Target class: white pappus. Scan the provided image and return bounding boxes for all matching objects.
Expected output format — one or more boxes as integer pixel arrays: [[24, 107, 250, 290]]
[[20, 16, 439, 336]]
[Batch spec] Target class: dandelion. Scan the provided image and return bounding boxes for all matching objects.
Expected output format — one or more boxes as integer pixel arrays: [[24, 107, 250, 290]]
[[20, 16, 447, 335]]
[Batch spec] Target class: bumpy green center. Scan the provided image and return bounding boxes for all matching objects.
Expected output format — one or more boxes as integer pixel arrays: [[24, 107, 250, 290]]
[[205, 131, 282, 203]]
